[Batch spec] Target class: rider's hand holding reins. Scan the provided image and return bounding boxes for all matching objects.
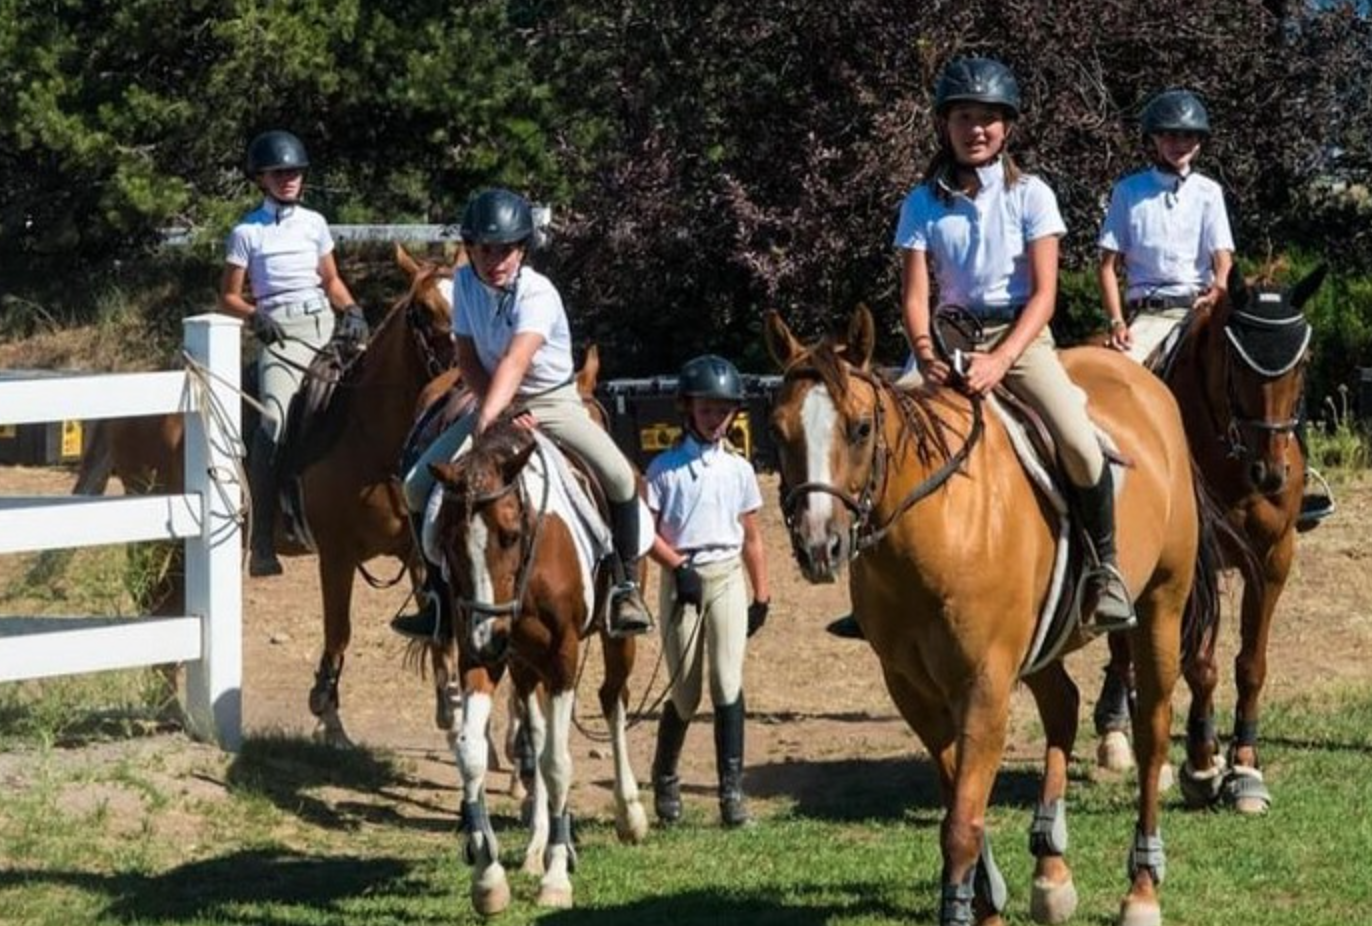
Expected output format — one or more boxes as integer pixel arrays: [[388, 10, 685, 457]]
[[672, 562, 703, 610], [251, 311, 287, 346], [962, 348, 1012, 396], [336, 304, 370, 345], [1108, 318, 1133, 352]]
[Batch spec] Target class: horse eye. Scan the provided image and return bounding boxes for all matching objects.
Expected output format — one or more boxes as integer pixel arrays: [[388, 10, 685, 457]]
[[849, 418, 873, 443]]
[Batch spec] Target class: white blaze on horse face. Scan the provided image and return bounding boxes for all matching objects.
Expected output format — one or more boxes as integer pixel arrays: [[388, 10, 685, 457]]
[[800, 384, 839, 544], [466, 513, 497, 606]]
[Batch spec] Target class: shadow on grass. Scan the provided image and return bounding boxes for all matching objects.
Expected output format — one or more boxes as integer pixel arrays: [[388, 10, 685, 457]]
[[0, 849, 427, 924], [225, 732, 456, 834]]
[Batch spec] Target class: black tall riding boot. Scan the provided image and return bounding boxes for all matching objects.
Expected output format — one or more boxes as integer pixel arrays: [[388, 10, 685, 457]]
[[1074, 467, 1136, 634], [607, 498, 653, 636], [652, 701, 691, 824], [248, 429, 283, 577], [390, 511, 451, 640], [714, 696, 751, 828]]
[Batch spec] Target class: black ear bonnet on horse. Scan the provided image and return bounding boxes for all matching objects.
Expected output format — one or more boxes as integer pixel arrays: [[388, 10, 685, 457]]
[[1223, 287, 1312, 377]]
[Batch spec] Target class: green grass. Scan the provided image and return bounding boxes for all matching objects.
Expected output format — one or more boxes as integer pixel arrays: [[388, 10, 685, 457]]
[[2, 690, 1372, 925]]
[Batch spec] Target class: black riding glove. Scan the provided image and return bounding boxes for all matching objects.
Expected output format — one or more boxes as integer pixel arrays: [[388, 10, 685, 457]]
[[672, 562, 703, 610], [747, 599, 770, 638], [336, 304, 369, 345], [251, 311, 286, 346]]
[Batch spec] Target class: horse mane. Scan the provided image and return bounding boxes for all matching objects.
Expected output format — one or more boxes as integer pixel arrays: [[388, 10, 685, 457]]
[[791, 337, 959, 469], [464, 417, 535, 477], [1251, 254, 1289, 288]]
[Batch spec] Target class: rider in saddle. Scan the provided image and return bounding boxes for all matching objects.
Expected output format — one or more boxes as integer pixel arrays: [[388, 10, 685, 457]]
[[646, 355, 770, 829], [1098, 90, 1332, 529], [218, 130, 370, 578], [391, 187, 654, 640], [895, 57, 1135, 634]]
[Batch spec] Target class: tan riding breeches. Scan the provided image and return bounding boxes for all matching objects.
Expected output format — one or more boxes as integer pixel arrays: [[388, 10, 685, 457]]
[[1127, 308, 1190, 365], [986, 324, 1105, 487], [658, 557, 748, 717], [402, 381, 637, 514], [257, 306, 335, 444]]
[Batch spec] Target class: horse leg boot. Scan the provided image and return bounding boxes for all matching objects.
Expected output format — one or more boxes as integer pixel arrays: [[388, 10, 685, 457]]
[[652, 702, 690, 824], [1074, 467, 1136, 634], [247, 429, 283, 577], [607, 499, 653, 636], [390, 511, 451, 641], [714, 697, 752, 828]]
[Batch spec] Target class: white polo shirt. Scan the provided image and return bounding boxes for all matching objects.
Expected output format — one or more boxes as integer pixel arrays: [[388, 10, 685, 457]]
[[452, 264, 574, 395], [894, 160, 1066, 317], [224, 200, 333, 312], [1097, 166, 1235, 301], [646, 435, 763, 565]]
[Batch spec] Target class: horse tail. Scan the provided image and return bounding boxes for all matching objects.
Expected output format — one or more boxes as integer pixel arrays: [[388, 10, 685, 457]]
[[72, 419, 114, 496], [1180, 461, 1248, 665]]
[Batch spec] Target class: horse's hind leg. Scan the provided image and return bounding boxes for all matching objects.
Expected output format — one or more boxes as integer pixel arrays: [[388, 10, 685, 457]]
[[1094, 634, 1136, 773], [310, 552, 354, 747], [1023, 661, 1080, 925], [599, 633, 647, 844], [518, 683, 550, 876], [1178, 617, 1224, 809]]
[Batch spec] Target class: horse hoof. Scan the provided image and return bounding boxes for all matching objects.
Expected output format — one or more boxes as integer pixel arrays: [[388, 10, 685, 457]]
[[1117, 896, 1161, 926], [1179, 756, 1227, 809], [616, 799, 649, 844], [1097, 731, 1134, 772], [1221, 766, 1271, 815], [472, 878, 511, 917], [1030, 875, 1078, 924], [536, 885, 574, 909]]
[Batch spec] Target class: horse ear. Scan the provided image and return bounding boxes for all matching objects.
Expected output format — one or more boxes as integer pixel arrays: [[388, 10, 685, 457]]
[[501, 442, 537, 483], [1290, 264, 1328, 310], [846, 305, 876, 370], [429, 460, 463, 488], [396, 243, 421, 280], [764, 310, 803, 369], [577, 344, 601, 396]]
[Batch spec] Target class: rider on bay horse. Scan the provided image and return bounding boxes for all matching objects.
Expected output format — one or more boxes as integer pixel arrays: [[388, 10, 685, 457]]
[[392, 187, 654, 640]]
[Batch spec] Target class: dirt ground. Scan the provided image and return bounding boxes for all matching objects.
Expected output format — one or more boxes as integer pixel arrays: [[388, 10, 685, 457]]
[[2, 463, 1371, 822]]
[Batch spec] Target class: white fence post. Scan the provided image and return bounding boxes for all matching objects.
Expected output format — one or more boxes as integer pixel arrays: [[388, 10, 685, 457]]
[[180, 314, 243, 751]]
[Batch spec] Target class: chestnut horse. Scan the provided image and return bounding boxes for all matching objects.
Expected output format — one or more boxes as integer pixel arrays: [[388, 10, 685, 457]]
[[766, 306, 1224, 926], [1093, 264, 1325, 815], [74, 245, 459, 745], [426, 411, 647, 915]]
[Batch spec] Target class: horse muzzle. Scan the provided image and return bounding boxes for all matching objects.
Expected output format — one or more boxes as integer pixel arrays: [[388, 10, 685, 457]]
[[791, 526, 849, 584], [1247, 458, 1290, 496]]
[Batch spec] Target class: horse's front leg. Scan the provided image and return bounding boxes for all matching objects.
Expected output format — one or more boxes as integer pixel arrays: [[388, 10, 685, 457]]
[[1024, 661, 1080, 925], [454, 672, 510, 917], [600, 633, 647, 844], [535, 685, 578, 909], [310, 551, 353, 747], [519, 683, 551, 876], [1224, 538, 1291, 815]]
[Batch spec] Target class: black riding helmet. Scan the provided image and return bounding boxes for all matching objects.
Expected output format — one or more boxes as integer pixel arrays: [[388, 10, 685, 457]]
[[460, 189, 535, 246], [1140, 90, 1211, 137], [245, 130, 310, 177], [934, 57, 1021, 119], [678, 354, 745, 404]]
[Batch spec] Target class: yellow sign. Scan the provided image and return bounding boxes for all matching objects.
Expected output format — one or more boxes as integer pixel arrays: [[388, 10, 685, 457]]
[[61, 420, 84, 460], [637, 411, 754, 459]]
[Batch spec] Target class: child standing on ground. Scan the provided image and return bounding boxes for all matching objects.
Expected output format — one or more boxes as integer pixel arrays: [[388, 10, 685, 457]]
[[647, 355, 770, 828]]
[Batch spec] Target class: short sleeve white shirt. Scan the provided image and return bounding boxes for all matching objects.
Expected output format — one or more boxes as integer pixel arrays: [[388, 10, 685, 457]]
[[452, 264, 574, 394], [645, 436, 763, 565], [1097, 167, 1235, 301], [224, 201, 334, 312], [894, 162, 1066, 315]]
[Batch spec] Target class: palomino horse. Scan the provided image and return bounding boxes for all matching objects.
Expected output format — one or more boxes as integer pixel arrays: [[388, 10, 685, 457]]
[[766, 306, 1224, 926], [426, 412, 647, 915], [1093, 264, 1325, 815], [74, 245, 459, 745]]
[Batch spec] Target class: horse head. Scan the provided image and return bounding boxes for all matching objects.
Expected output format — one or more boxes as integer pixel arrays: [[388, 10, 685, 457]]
[[1211, 262, 1324, 494], [393, 244, 458, 379], [429, 420, 538, 662], [765, 306, 879, 582]]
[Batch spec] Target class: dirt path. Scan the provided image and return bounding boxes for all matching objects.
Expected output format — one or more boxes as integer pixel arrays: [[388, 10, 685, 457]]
[[3, 464, 1370, 820]]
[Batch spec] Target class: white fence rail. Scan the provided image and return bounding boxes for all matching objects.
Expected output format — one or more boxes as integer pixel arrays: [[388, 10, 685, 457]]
[[0, 314, 244, 750]]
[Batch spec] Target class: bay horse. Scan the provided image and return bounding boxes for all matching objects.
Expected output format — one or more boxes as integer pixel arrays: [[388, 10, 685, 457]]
[[74, 245, 460, 745], [766, 306, 1224, 926], [1093, 263, 1325, 815], [426, 412, 647, 915]]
